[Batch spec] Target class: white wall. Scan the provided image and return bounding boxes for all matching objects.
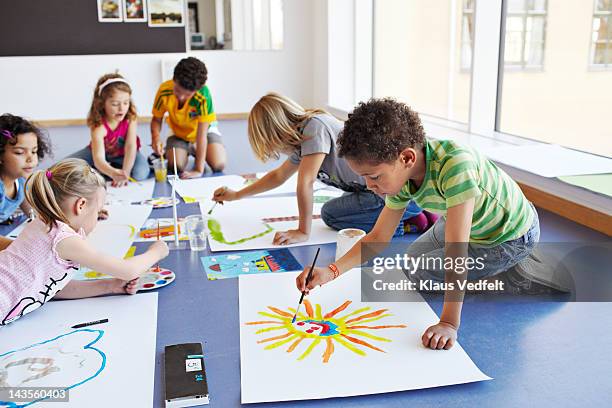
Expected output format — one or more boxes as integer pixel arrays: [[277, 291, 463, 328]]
[[0, 0, 315, 121]]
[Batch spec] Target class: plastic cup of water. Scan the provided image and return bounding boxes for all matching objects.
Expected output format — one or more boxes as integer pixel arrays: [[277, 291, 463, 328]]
[[185, 215, 207, 251]]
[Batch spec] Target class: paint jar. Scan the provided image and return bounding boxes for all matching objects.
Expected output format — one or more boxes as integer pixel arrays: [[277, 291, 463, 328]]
[[335, 228, 366, 261], [185, 215, 207, 251], [153, 158, 168, 182]]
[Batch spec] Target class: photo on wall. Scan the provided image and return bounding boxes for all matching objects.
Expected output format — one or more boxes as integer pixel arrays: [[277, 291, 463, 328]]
[[148, 0, 186, 27], [97, 0, 123, 22], [123, 0, 147, 22]]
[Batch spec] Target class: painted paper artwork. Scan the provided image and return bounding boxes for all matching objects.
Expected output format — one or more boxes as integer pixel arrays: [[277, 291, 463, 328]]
[[148, 0, 186, 27], [97, 0, 122, 22], [0, 293, 158, 407], [246, 299, 407, 363], [239, 271, 491, 404], [123, 0, 147, 22], [104, 179, 155, 205], [200, 248, 302, 280], [207, 217, 337, 252]]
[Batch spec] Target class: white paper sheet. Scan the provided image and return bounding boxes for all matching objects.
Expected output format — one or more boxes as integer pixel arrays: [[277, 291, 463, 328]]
[[199, 196, 324, 221], [208, 218, 337, 252], [0, 293, 158, 407], [174, 173, 330, 202], [104, 179, 156, 204], [239, 271, 491, 403], [86, 204, 152, 258], [479, 144, 612, 177]]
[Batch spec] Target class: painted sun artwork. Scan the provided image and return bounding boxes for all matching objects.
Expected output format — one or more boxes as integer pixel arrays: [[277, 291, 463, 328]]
[[245, 299, 407, 363]]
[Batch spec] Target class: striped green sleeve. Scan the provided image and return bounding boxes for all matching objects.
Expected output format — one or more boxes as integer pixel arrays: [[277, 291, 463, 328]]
[[385, 187, 411, 210], [439, 153, 482, 208]]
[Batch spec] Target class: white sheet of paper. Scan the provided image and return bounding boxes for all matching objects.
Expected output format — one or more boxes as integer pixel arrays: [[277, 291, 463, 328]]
[[254, 172, 328, 196], [479, 144, 612, 177], [199, 196, 324, 220], [173, 175, 246, 201], [87, 204, 152, 258], [174, 173, 330, 202], [0, 293, 158, 407], [239, 271, 491, 403], [105, 179, 156, 204], [208, 218, 337, 252]]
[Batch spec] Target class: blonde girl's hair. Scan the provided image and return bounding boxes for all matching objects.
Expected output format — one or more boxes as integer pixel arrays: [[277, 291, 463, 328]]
[[86, 73, 138, 129], [247, 92, 328, 162], [26, 158, 106, 230]]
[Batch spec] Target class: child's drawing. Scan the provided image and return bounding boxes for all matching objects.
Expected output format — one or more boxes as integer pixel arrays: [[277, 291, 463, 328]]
[[0, 329, 106, 407], [207, 218, 273, 245], [245, 300, 407, 363]]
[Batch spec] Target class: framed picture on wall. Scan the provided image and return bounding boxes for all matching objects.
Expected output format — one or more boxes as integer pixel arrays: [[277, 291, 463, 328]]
[[97, 0, 123, 22], [148, 0, 186, 27], [123, 0, 147, 22]]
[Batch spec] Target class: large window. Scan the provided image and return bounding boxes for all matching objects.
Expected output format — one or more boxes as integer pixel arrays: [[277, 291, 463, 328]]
[[591, 0, 612, 66], [499, 0, 612, 157], [374, 0, 472, 123]]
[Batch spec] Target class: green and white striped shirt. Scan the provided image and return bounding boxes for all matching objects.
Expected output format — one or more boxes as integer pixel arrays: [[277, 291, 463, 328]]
[[386, 139, 534, 244]]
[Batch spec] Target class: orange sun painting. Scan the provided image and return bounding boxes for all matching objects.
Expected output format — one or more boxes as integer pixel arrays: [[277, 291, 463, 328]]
[[245, 299, 407, 363]]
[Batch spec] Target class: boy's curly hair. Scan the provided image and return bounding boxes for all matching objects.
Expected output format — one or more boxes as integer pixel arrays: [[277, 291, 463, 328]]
[[338, 98, 425, 163], [173, 57, 208, 91], [0, 114, 51, 168]]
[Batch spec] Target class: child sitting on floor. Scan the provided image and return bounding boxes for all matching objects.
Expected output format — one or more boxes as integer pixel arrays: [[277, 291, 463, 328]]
[[0, 114, 50, 223], [72, 73, 150, 186]]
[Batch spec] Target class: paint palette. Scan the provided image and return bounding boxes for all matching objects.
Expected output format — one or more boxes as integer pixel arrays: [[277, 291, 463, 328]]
[[139, 196, 178, 209], [137, 268, 176, 291]]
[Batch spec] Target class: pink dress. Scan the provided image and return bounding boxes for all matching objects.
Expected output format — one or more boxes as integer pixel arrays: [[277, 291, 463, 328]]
[[0, 219, 85, 325], [92, 118, 141, 158]]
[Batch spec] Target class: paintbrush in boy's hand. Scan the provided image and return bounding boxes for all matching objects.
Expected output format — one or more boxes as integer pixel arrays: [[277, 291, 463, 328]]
[[208, 186, 228, 215], [291, 247, 321, 324]]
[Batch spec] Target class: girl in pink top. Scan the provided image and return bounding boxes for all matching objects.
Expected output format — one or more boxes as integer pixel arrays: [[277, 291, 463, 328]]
[[0, 158, 169, 325], [71, 73, 149, 186]]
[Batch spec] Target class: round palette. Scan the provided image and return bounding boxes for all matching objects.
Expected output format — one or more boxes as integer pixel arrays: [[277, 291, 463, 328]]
[[142, 197, 178, 209], [137, 268, 176, 291]]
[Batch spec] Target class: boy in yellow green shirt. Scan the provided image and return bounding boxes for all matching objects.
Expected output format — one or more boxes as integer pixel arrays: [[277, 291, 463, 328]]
[[151, 57, 226, 178]]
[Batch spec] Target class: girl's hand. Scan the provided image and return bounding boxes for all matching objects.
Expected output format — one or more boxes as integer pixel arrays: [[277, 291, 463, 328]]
[[421, 321, 458, 350], [273, 229, 309, 246], [111, 169, 129, 187], [111, 278, 139, 295], [149, 240, 169, 260], [296, 266, 335, 294], [212, 187, 237, 203]]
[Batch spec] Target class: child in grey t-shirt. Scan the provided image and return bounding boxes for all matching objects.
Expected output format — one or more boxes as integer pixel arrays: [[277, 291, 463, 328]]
[[212, 93, 430, 245]]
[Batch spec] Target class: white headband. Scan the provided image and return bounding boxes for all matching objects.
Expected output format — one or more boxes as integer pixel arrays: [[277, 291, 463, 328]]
[[98, 78, 129, 96]]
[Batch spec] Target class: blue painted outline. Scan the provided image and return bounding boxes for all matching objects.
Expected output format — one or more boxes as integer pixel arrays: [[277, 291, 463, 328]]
[[0, 329, 106, 408]]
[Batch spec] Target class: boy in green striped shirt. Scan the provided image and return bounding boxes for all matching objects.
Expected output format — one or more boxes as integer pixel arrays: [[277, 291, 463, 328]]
[[296, 98, 552, 350]]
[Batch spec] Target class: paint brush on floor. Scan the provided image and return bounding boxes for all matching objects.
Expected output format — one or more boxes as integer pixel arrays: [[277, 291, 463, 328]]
[[208, 186, 227, 215], [291, 247, 321, 324]]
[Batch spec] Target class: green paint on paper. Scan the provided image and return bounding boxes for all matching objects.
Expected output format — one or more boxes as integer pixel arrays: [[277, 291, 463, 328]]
[[208, 218, 274, 245]]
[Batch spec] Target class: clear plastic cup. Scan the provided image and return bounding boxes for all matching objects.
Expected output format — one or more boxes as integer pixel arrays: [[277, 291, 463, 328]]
[[153, 158, 168, 182], [185, 215, 207, 251]]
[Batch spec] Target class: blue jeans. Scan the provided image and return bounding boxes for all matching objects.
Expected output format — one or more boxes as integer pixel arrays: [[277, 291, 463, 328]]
[[404, 204, 540, 283], [70, 147, 150, 181], [320, 191, 423, 237]]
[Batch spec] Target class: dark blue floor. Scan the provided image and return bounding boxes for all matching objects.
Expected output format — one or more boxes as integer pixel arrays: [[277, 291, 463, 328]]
[[1, 179, 610, 407]]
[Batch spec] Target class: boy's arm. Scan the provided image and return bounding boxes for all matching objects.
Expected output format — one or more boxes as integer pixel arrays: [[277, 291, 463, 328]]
[[150, 116, 164, 155], [56, 236, 168, 282], [422, 197, 475, 350], [296, 204, 406, 292], [122, 120, 138, 175], [54, 278, 139, 299], [273, 153, 325, 245], [192, 121, 210, 174]]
